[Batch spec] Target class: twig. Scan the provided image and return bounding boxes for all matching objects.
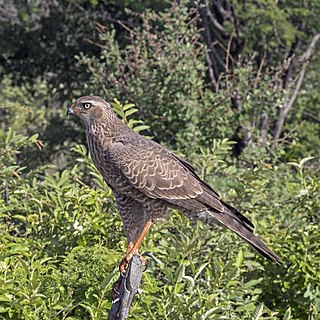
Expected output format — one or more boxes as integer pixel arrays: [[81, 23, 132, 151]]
[[108, 255, 143, 320], [303, 111, 320, 124], [225, 29, 235, 75]]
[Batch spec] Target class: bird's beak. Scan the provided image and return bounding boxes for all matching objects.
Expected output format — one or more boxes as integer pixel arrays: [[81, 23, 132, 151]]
[[67, 105, 75, 118]]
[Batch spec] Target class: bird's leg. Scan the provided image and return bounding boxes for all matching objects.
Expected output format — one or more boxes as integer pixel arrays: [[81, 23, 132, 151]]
[[118, 241, 134, 275], [126, 241, 134, 256], [119, 219, 152, 274]]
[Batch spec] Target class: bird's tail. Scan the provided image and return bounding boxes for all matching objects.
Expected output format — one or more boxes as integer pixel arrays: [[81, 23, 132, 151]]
[[201, 208, 281, 264]]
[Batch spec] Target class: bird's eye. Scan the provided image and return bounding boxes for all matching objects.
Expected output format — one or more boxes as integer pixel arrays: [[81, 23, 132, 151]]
[[83, 103, 91, 109]]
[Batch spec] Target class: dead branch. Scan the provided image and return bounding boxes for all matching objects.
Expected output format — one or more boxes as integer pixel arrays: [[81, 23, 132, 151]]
[[225, 30, 236, 74], [205, 51, 218, 89], [258, 114, 270, 147], [205, 0, 225, 33], [108, 255, 143, 320], [271, 33, 320, 151]]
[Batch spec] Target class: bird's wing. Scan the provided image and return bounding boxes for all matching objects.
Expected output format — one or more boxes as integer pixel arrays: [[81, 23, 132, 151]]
[[106, 137, 281, 264], [106, 137, 206, 201], [106, 136, 254, 228]]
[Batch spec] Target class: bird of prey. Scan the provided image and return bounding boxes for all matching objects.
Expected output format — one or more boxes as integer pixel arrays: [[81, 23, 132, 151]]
[[67, 95, 281, 271]]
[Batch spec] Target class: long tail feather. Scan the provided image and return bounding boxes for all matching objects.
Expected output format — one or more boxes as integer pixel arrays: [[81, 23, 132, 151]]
[[205, 209, 281, 264]]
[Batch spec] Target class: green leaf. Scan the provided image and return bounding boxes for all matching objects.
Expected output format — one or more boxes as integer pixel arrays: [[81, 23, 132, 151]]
[[244, 278, 263, 288], [235, 249, 244, 268], [283, 307, 292, 320], [300, 156, 314, 167], [251, 303, 264, 320], [124, 108, 138, 117]]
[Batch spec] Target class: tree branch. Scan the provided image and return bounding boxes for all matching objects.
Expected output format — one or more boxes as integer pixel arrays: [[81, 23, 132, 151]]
[[108, 255, 143, 320], [205, 0, 225, 33], [271, 33, 320, 150], [258, 114, 269, 147]]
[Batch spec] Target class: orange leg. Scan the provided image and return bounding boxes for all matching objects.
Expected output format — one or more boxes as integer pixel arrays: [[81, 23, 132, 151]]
[[125, 241, 134, 255], [119, 219, 152, 274]]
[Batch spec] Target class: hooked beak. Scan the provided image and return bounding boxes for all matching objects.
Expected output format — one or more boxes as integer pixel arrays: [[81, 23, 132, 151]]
[[66, 105, 75, 118]]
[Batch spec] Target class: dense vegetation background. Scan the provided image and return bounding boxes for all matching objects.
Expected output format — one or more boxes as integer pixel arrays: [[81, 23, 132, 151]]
[[0, 1, 319, 319]]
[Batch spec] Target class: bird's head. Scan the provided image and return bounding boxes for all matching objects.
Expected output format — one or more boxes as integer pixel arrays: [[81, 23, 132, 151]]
[[67, 95, 116, 127]]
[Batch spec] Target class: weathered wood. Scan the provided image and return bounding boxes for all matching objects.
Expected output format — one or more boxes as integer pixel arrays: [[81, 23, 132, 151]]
[[108, 255, 143, 320]]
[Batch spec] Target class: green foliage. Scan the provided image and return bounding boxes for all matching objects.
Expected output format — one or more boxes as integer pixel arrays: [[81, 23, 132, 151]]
[[0, 1, 319, 319], [234, 0, 297, 50], [81, 5, 211, 152], [1, 113, 319, 318], [111, 98, 150, 134], [0, 77, 71, 169], [81, 1, 320, 161]]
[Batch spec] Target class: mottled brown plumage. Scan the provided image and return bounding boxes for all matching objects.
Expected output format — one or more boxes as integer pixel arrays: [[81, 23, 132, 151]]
[[67, 95, 281, 265]]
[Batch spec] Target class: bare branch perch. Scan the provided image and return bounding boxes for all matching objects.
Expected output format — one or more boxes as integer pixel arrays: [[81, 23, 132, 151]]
[[108, 255, 143, 320]]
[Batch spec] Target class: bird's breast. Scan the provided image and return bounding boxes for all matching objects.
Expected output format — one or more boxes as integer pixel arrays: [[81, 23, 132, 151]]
[[87, 133, 114, 177]]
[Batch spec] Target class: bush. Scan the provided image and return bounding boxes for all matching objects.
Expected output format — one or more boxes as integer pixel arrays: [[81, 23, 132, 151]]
[[1, 1, 319, 319], [1, 101, 319, 319]]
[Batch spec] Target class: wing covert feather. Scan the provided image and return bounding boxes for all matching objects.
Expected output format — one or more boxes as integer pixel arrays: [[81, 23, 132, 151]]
[[106, 139, 203, 200], [106, 137, 254, 231]]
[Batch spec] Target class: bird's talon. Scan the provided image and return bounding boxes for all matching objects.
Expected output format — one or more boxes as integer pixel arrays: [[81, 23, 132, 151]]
[[111, 277, 122, 301], [142, 258, 149, 272], [140, 255, 146, 265], [119, 256, 130, 275]]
